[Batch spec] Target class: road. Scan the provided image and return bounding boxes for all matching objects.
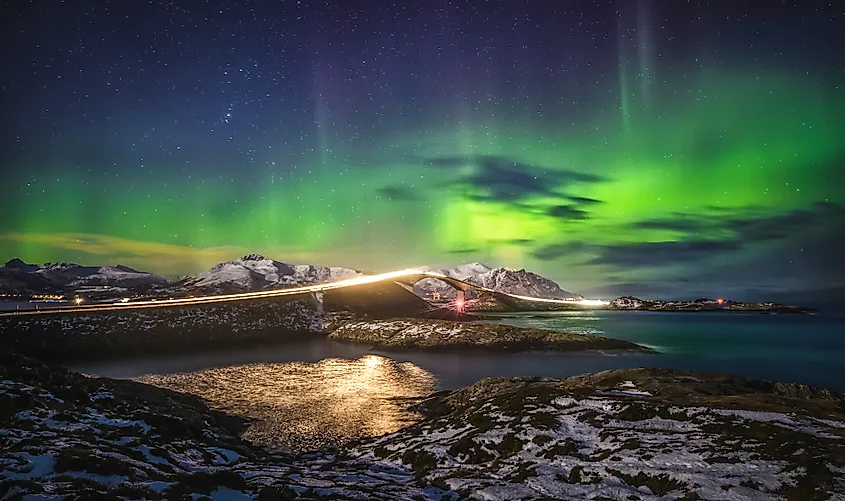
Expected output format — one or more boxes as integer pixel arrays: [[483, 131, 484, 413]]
[[0, 268, 608, 316]]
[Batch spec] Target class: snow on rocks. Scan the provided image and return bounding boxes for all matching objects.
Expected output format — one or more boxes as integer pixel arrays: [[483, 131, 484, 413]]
[[352, 369, 845, 500], [329, 318, 653, 352], [0, 351, 456, 500], [3, 352, 844, 500]]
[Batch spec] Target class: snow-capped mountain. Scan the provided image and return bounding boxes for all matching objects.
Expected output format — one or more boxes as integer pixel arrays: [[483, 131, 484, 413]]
[[608, 296, 645, 309], [179, 254, 362, 292], [414, 263, 580, 300], [0, 258, 166, 294], [290, 264, 361, 284], [37, 263, 167, 288]]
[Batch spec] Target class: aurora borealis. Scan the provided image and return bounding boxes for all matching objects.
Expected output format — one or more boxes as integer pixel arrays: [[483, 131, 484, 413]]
[[2, 1, 843, 300]]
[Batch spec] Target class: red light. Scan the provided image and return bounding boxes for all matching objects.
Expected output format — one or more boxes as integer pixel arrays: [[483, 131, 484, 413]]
[[716, 298, 725, 305], [454, 299, 465, 312]]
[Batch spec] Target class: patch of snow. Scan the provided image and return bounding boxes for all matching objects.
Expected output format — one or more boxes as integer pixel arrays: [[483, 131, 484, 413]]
[[207, 447, 241, 465], [2, 453, 55, 479], [713, 409, 842, 438], [90, 389, 114, 400], [598, 389, 653, 397], [146, 481, 172, 493], [83, 409, 151, 433], [208, 487, 252, 501], [66, 471, 128, 487], [137, 445, 173, 466]]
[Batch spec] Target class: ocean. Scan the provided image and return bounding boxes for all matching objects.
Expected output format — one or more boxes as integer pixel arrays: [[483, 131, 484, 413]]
[[476, 309, 845, 391]]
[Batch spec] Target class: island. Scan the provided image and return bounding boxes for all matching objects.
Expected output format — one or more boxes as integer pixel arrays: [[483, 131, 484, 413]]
[[2, 351, 843, 500], [607, 296, 816, 313], [328, 318, 654, 353]]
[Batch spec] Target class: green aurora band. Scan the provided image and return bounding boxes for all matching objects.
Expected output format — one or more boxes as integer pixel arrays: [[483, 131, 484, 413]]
[[3, 69, 843, 297]]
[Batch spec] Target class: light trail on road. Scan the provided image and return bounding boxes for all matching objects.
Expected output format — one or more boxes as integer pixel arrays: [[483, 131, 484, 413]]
[[0, 269, 609, 316]]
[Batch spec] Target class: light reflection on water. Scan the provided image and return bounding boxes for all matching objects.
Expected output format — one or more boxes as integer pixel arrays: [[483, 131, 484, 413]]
[[136, 354, 436, 451], [75, 310, 845, 452]]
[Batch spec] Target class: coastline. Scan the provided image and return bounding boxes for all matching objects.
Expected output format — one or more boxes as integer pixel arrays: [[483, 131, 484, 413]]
[[327, 318, 655, 353]]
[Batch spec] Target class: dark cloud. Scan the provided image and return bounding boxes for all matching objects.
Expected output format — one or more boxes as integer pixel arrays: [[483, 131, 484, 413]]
[[420, 154, 604, 203], [588, 240, 743, 267], [532, 241, 597, 261], [548, 205, 590, 220], [633, 202, 845, 244], [728, 202, 844, 242], [536, 203, 845, 279], [507, 238, 534, 246], [566, 196, 603, 205], [376, 185, 421, 202], [631, 214, 712, 233], [536, 203, 845, 300], [532, 243, 576, 261], [579, 282, 681, 299], [447, 248, 480, 254], [421, 156, 470, 168]]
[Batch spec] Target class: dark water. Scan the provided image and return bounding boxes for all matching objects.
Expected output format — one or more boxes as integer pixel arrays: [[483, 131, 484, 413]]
[[475, 310, 845, 391], [74, 310, 845, 450]]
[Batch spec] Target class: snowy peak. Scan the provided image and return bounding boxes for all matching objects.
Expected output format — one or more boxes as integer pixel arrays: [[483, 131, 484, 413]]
[[186, 255, 295, 291], [76, 266, 167, 287], [292, 264, 361, 284], [241, 253, 268, 261], [609, 296, 645, 309], [414, 263, 580, 300], [4, 258, 39, 272], [472, 266, 581, 299], [446, 262, 492, 280], [0, 258, 166, 293], [181, 255, 362, 292]]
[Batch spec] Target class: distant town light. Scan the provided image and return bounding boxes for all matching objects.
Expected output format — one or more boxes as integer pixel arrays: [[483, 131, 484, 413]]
[[717, 298, 725, 305], [74, 297, 83, 305]]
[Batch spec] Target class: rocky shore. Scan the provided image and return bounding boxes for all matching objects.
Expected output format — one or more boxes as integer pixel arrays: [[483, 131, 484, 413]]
[[0, 298, 323, 363], [3, 351, 844, 500], [328, 318, 654, 353]]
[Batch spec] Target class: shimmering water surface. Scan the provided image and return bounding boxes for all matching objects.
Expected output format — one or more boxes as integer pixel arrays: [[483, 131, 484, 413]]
[[75, 310, 845, 451], [137, 354, 435, 451]]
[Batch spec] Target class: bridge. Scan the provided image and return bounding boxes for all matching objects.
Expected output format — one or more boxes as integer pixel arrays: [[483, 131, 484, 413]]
[[0, 268, 608, 317]]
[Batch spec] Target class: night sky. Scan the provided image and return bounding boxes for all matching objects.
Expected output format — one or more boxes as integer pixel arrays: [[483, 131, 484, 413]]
[[2, 1, 843, 300]]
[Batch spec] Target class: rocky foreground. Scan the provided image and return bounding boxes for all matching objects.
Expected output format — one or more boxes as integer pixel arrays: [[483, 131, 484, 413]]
[[3, 352, 845, 500], [328, 318, 653, 353]]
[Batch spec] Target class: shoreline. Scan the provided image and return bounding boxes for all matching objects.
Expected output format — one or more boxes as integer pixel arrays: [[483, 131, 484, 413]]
[[327, 318, 655, 354]]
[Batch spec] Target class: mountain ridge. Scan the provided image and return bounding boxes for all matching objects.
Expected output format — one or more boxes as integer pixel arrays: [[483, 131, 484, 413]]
[[173, 254, 363, 293], [414, 262, 581, 300], [0, 258, 167, 293], [0, 255, 581, 301]]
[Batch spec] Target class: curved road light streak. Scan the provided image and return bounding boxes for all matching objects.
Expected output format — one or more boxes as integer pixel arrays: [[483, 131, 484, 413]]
[[0, 269, 609, 316]]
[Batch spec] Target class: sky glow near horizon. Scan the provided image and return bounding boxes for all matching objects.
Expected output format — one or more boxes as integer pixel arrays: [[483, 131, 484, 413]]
[[1, 1, 843, 299]]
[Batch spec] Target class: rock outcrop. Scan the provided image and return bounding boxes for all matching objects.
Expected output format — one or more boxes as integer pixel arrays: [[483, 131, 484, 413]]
[[329, 318, 654, 353], [0, 298, 323, 362]]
